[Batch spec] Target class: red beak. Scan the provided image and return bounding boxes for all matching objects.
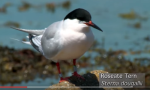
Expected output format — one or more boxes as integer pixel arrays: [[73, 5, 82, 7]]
[[85, 21, 103, 32]]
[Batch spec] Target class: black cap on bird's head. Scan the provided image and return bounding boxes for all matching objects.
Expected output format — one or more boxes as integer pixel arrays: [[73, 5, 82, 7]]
[[64, 8, 103, 32]]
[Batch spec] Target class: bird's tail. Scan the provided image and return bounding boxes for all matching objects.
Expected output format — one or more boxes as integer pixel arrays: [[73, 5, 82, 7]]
[[11, 38, 31, 45], [11, 27, 44, 54], [10, 27, 46, 35]]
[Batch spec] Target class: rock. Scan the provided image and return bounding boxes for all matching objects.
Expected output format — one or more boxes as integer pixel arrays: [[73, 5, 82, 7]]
[[46, 70, 124, 90]]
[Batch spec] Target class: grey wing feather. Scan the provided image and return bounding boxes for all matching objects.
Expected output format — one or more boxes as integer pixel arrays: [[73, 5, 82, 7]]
[[29, 34, 43, 54], [11, 21, 63, 60]]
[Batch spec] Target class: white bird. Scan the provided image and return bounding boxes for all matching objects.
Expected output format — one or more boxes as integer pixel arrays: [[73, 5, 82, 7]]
[[11, 8, 103, 82]]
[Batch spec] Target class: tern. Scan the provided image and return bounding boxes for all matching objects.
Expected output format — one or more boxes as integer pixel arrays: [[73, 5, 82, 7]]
[[11, 8, 103, 82]]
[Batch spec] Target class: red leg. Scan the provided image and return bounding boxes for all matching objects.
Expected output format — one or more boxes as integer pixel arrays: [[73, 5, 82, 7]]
[[56, 62, 69, 83], [72, 59, 85, 80]]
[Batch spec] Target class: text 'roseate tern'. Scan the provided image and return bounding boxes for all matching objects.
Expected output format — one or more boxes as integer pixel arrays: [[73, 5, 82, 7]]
[[11, 8, 103, 82]]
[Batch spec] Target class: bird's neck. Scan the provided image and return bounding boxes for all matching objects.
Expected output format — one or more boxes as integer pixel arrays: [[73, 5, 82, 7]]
[[63, 19, 90, 33]]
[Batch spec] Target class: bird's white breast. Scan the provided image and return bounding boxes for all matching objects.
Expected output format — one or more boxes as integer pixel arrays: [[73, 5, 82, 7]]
[[51, 26, 94, 61]]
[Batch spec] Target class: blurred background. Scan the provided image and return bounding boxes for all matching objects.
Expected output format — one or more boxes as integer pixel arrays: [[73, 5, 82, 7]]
[[0, 0, 150, 89]]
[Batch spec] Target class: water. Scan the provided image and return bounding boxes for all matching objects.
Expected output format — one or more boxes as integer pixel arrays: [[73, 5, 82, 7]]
[[0, 0, 150, 89], [0, 0, 150, 50]]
